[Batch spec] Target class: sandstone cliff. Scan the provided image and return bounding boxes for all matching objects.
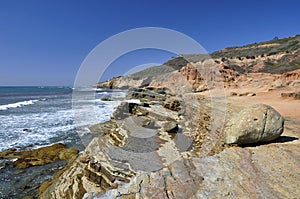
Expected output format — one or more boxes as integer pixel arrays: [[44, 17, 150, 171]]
[[95, 35, 300, 93]]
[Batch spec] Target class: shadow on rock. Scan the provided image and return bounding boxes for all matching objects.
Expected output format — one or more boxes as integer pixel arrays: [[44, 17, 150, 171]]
[[237, 135, 298, 147], [273, 135, 298, 143]]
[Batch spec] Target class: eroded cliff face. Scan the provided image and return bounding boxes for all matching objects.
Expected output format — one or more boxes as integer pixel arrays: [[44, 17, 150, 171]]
[[277, 69, 300, 84], [95, 76, 149, 89], [95, 47, 300, 94]]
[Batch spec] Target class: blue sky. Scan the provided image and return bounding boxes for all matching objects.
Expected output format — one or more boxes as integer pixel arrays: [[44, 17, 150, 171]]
[[0, 0, 299, 86]]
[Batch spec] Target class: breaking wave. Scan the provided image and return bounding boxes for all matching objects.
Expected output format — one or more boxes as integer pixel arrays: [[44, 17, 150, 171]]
[[0, 100, 39, 111]]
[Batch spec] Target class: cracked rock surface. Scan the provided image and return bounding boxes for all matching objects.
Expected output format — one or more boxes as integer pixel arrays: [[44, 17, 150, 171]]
[[39, 93, 300, 199], [224, 104, 284, 145]]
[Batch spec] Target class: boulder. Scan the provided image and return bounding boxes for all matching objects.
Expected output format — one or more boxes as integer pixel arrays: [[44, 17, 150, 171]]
[[224, 104, 284, 145]]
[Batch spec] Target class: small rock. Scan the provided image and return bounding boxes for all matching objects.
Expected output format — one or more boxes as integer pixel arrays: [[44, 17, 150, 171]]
[[132, 106, 149, 116], [22, 196, 33, 199], [163, 121, 178, 133], [79, 155, 90, 163], [163, 97, 181, 111], [141, 102, 150, 107], [247, 93, 256, 96], [239, 92, 255, 96], [224, 104, 284, 145], [230, 92, 237, 96], [14, 169, 24, 174]]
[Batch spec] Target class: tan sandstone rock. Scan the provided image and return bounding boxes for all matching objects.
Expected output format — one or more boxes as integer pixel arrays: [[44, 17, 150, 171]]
[[224, 104, 284, 145]]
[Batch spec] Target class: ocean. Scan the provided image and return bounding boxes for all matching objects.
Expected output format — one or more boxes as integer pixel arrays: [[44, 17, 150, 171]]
[[0, 86, 126, 198]]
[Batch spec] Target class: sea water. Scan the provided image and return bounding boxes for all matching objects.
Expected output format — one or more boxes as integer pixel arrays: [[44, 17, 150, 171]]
[[0, 86, 126, 198]]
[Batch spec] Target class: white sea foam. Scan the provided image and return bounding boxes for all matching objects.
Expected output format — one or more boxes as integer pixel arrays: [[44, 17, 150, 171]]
[[0, 90, 127, 151], [0, 109, 75, 151], [0, 100, 121, 151], [0, 100, 39, 111], [126, 99, 141, 103]]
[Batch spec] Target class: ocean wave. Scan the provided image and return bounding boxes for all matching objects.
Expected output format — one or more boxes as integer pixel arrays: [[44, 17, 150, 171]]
[[0, 100, 39, 111]]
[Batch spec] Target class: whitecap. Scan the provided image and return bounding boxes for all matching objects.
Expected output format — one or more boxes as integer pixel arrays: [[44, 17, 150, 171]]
[[0, 100, 39, 111]]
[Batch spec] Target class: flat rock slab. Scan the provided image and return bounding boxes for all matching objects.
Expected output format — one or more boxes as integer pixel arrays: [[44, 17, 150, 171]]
[[141, 105, 179, 121]]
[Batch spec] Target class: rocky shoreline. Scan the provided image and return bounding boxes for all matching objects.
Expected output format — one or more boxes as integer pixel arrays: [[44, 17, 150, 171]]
[[0, 143, 78, 198], [38, 35, 300, 197], [2, 35, 300, 198], [38, 81, 299, 198], [2, 83, 298, 198]]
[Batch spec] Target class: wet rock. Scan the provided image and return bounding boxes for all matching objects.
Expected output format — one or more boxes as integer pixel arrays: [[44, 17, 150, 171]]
[[22, 196, 33, 199], [0, 143, 78, 169], [224, 104, 284, 145], [0, 148, 18, 158], [14, 169, 24, 174]]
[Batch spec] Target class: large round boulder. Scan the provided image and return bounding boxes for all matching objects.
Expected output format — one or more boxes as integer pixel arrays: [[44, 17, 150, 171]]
[[224, 104, 284, 145]]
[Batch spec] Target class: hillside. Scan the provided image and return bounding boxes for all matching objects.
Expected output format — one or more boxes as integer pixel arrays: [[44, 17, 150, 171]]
[[161, 34, 300, 74], [95, 34, 300, 91], [129, 64, 175, 79]]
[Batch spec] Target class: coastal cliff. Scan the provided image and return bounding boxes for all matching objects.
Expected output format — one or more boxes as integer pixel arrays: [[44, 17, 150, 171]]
[[40, 35, 300, 198], [95, 35, 300, 91]]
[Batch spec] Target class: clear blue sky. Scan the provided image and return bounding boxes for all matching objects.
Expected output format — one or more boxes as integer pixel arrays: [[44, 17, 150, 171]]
[[0, 0, 299, 86]]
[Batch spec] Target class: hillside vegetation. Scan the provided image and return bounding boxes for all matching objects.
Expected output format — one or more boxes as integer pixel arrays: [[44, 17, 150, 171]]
[[129, 65, 175, 79], [211, 35, 300, 58], [99, 34, 300, 84], [142, 34, 300, 75]]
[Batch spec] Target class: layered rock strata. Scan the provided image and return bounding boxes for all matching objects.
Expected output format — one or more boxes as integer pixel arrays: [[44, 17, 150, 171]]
[[39, 90, 300, 199]]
